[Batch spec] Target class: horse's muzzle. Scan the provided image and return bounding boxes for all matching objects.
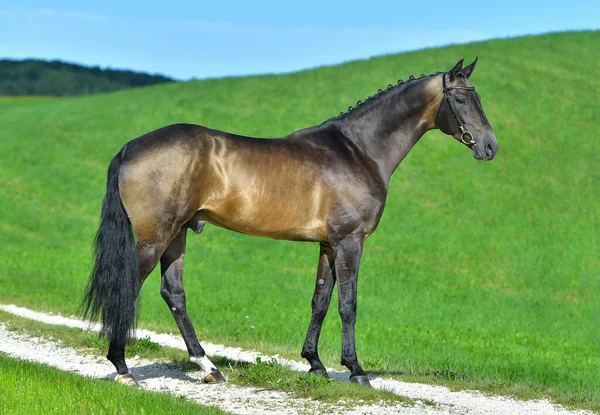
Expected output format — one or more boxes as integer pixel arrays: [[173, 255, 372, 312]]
[[473, 139, 498, 160]]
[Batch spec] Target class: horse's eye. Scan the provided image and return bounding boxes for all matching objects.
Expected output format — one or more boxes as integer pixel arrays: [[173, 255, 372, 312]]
[[456, 97, 466, 104]]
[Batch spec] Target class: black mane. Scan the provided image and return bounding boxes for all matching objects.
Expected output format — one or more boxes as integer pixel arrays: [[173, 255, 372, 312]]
[[336, 71, 444, 119]]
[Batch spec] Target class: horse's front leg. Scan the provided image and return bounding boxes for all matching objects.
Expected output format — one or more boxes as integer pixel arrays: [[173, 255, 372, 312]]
[[301, 243, 336, 377], [332, 233, 371, 387]]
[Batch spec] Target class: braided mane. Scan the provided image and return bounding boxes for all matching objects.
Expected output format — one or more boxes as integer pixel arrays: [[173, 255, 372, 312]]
[[336, 71, 444, 119]]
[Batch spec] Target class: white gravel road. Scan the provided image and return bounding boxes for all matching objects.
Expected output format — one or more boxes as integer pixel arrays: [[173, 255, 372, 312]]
[[0, 303, 593, 415]]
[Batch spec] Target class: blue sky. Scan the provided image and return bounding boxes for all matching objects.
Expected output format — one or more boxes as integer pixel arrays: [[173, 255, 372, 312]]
[[1, 1, 598, 80]]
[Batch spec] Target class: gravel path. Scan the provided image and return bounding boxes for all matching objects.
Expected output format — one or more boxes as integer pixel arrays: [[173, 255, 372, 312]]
[[0, 303, 593, 415]]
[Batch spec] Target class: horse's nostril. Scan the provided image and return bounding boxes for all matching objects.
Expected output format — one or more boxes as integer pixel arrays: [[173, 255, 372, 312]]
[[485, 142, 494, 156]]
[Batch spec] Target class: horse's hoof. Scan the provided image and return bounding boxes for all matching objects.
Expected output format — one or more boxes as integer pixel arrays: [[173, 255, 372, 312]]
[[349, 375, 372, 387], [115, 373, 138, 386], [309, 368, 330, 378], [202, 369, 226, 384]]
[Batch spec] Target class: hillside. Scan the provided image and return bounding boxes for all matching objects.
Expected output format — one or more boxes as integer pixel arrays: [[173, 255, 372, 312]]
[[1, 31, 598, 409], [0, 59, 175, 96]]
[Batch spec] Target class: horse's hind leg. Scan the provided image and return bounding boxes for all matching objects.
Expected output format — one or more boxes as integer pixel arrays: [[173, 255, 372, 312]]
[[301, 243, 336, 377], [108, 238, 167, 385], [160, 227, 225, 383]]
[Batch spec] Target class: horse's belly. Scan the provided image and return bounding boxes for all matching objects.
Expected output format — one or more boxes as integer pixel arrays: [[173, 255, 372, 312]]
[[201, 209, 327, 241], [198, 193, 329, 242]]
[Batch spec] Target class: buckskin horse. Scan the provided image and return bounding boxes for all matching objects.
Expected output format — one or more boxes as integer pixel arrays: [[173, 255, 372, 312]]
[[83, 58, 498, 387]]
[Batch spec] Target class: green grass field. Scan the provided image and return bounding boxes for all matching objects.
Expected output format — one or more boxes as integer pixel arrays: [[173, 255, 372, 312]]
[[1, 30, 598, 410], [0, 354, 229, 415]]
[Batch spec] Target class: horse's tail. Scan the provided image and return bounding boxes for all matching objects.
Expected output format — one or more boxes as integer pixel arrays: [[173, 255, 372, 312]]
[[82, 148, 139, 345]]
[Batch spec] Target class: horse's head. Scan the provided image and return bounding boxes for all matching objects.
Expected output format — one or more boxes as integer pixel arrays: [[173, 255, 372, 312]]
[[436, 58, 498, 160]]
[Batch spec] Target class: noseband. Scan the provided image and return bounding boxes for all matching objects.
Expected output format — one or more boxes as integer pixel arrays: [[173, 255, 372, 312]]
[[441, 72, 476, 145]]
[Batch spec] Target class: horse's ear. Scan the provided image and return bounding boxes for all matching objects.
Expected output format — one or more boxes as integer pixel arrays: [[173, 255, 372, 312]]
[[462, 57, 478, 79], [448, 59, 464, 81]]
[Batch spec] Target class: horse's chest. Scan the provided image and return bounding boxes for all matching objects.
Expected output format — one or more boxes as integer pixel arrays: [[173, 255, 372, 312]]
[[326, 180, 387, 238]]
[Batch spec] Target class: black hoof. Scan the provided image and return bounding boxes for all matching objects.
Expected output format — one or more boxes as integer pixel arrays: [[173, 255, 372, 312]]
[[202, 369, 226, 384], [349, 375, 372, 387], [308, 368, 330, 378]]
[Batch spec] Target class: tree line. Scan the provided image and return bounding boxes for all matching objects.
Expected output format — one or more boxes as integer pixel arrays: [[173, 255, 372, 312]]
[[0, 59, 176, 96]]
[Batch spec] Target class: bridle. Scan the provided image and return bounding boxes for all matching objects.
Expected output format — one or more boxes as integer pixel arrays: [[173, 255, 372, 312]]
[[441, 72, 476, 145]]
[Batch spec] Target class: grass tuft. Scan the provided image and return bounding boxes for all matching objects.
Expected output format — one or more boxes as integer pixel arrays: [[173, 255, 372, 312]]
[[215, 356, 415, 405]]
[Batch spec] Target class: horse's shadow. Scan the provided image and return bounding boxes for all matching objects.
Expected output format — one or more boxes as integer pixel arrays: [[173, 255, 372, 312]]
[[106, 361, 202, 383], [104, 356, 396, 385]]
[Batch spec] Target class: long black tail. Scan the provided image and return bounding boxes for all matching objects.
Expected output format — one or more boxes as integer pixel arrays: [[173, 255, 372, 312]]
[[82, 148, 139, 345]]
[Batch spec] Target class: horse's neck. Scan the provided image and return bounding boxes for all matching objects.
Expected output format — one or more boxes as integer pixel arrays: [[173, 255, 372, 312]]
[[336, 76, 441, 184]]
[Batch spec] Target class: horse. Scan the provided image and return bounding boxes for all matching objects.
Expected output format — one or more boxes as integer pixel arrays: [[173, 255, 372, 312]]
[[82, 58, 498, 387]]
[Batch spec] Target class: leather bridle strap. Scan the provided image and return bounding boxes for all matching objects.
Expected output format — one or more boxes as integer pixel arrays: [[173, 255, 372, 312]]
[[442, 72, 476, 145]]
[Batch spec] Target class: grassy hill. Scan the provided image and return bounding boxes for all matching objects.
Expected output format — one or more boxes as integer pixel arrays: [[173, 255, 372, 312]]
[[1, 31, 598, 409], [0, 59, 175, 96]]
